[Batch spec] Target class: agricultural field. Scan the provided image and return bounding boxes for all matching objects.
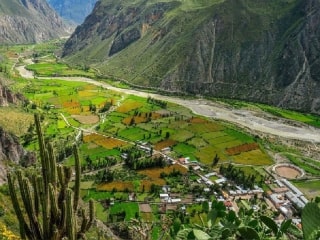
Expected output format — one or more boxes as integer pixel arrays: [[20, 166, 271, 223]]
[[96, 95, 273, 166], [25, 53, 96, 78], [283, 153, 320, 176], [0, 107, 33, 136], [292, 180, 320, 199], [2, 43, 320, 240], [17, 76, 275, 171]]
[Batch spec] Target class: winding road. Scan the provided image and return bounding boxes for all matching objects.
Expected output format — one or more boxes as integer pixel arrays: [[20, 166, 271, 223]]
[[17, 63, 320, 143]]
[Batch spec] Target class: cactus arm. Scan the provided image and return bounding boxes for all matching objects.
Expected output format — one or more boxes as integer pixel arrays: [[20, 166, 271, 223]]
[[48, 143, 57, 187], [7, 173, 30, 239], [32, 175, 40, 217], [34, 114, 49, 193], [22, 178, 43, 240], [73, 145, 81, 211], [64, 166, 72, 186], [87, 199, 95, 231], [38, 177, 49, 240], [66, 189, 76, 240], [61, 200, 67, 235], [79, 209, 89, 235], [49, 183, 60, 224]]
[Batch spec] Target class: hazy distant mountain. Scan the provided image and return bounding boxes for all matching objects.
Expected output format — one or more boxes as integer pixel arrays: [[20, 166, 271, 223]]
[[62, 0, 320, 114], [47, 0, 97, 24], [0, 0, 69, 44]]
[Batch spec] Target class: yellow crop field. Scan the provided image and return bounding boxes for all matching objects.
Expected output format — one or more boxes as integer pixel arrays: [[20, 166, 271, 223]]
[[95, 137, 127, 149], [0, 108, 33, 136], [63, 101, 80, 108], [136, 165, 188, 191], [189, 117, 207, 123], [140, 179, 166, 191], [123, 116, 147, 125], [71, 115, 99, 124], [66, 107, 81, 115], [97, 181, 134, 191], [83, 133, 127, 149], [83, 133, 102, 142], [231, 149, 273, 165], [138, 164, 188, 179], [116, 101, 143, 113], [78, 90, 97, 97], [154, 139, 177, 151]]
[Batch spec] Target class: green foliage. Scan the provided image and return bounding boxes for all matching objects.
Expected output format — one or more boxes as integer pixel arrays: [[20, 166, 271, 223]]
[[237, 226, 260, 240], [175, 199, 296, 240], [302, 202, 320, 240], [260, 215, 279, 236]]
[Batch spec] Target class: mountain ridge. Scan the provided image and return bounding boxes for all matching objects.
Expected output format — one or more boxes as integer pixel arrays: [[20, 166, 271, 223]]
[[47, 0, 97, 24], [0, 0, 69, 44], [62, 0, 320, 114]]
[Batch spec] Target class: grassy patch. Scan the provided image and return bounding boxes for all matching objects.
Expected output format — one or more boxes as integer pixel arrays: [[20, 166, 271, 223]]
[[0, 107, 33, 136], [118, 127, 148, 141], [171, 129, 194, 142], [26, 62, 95, 78], [95, 202, 108, 222], [284, 153, 320, 176], [231, 149, 273, 165], [292, 180, 320, 199], [173, 143, 197, 159], [110, 202, 139, 221]]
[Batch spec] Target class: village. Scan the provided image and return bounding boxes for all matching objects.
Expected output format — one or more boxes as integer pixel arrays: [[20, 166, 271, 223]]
[[106, 141, 309, 232]]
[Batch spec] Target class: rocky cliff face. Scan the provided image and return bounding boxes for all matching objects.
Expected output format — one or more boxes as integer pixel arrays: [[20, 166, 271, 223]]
[[0, 81, 25, 106], [47, 0, 97, 24], [62, 0, 320, 114], [0, 127, 36, 184], [0, 0, 69, 44], [0, 81, 34, 184]]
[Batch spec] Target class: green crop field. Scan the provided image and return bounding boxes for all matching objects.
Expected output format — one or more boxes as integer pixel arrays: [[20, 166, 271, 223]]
[[110, 202, 139, 221], [18, 74, 275, 169], [173, 143, 197, 159], [26, 62, 95, 78], [292, 180, 320, 199]]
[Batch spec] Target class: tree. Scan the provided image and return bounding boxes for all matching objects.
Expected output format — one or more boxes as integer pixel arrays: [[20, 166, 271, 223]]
[[129, 117, 135, 126], [165, 132, 170, 139], [8, 114, 95, 240], [212, 153, 220, 167]]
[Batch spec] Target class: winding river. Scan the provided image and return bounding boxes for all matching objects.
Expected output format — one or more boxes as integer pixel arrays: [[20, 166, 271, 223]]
[[16, 64, 320, 143]]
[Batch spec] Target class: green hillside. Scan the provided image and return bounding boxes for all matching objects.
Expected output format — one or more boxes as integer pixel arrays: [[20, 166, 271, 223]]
[[62, 0, 320, 114]]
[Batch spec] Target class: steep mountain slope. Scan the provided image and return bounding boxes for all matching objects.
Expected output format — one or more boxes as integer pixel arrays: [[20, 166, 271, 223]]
[[0, 80, 25, 106], [0, 79, 35, 184], [0, 0, 68, 44], [0, 127, 35, 184], [47, 0, 97, 24], [62, 0, 320, 114]]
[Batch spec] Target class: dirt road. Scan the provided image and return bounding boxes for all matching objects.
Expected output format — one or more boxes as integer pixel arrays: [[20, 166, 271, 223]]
[[17, 66, 320, 143]]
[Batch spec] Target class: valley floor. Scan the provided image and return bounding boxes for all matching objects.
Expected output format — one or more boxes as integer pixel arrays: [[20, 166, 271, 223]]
[[17, 62, 320, 144]]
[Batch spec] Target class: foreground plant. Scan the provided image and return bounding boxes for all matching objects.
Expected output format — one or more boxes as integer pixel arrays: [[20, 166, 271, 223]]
[[7, 114, 94, 240]]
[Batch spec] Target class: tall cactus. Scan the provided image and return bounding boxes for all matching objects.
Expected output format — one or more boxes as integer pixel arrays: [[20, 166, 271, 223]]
[[7, 114, 95, 240]]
